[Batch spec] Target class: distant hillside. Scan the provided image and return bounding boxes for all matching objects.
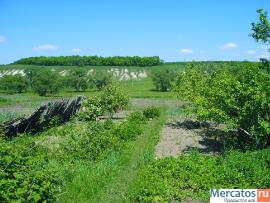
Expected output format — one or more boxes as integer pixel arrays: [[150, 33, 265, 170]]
[[0, 61, 259, 81]]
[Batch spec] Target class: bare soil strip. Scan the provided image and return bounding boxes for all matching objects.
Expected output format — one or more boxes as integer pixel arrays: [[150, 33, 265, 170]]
[[156, 118, 224, 158]]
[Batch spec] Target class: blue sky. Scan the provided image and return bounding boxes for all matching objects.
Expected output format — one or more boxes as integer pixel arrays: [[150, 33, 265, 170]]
[[0, 0, 269, 64]]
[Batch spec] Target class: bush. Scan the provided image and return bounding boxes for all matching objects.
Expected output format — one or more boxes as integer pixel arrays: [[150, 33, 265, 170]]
[[143, 106, 161, 119], [113, 121, 143, 141], [112, 112, 146, 141], [151, 69, 177, 92], [0, 139, 60, 202], [80, 84, 129, 120], [175, 64, 270, 149], [99, 85, 129, 116], [128, 112, 147, 124], [129, 149, 270, 202], [0, 75, 29, 94], [93, 71, 113, 90], [68, 69, 90, 92], [32, 70, 62, 96]]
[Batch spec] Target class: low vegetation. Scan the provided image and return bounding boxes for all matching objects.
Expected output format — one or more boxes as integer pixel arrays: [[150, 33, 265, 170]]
[[129, 149, 270, 202], [151, 69, 177, 92]]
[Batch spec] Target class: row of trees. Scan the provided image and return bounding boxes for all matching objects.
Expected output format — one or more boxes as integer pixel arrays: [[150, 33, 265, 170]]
[[0, 69, 114, 96], [13, 56, 163, 67]]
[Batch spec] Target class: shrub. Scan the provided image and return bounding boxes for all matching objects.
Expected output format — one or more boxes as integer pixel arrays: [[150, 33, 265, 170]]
[[32, 70, 62, 96], [0, 140, 60, 202], [128, 112, 147, 124], [99, 85, 129, 116], [113, 121, 143, 141], [0, 75, 29, 94], [175, 64, 270, 149], [129, 149, 270, 202], [143, 106, 161, 119], [93, 71, 113, 90], [79, 97, 103, 121], [80, 84, 129, 120], [68, 69, 90, 92], [151, 69, 177, 92]]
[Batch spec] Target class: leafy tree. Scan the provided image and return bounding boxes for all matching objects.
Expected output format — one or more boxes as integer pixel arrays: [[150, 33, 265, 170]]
[[251, 9, 270, 45], [251, 9, 270, 71], [32, 70, 62, 96], [151, 69, 177, 92], [93, 71, 113, 90], [175, 65, 270, 150], [80, 84, 129, 120], [69, 69, 89, 92], [0, 75, 29, 94]]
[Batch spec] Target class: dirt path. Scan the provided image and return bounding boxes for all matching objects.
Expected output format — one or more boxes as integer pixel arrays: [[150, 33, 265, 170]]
[[156, 117, 224, 158]]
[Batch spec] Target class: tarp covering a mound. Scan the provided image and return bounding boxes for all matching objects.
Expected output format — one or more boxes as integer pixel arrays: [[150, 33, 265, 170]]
[[2, 96, 85, 137]]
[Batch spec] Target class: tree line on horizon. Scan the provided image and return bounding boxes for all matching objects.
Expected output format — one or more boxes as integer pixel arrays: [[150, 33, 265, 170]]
[[13, 56, 162, 67]]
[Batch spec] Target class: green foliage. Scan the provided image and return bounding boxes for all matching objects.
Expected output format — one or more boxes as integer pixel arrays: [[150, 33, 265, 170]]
[[151, 69, 177, 91], [93, 70, 113, 90], [251, 9, 270, 45], [175, 64, 270, 149], [143, 106, 161, 119], [128, 112, 147, 124], [68, 69, 90, 91], [130, 149, 270, 202], [0, 75, 29, 94], [80, 85, 129, 120], [251, 9, 270, 71], [79, 97, 103, 121], [112, 113, 147, 140], [14, 56, 163, 67], [0, 97, 9, 105], [32, 70, 62, 96], [0, 139, 60, 202], [99, 85, 129, 115]]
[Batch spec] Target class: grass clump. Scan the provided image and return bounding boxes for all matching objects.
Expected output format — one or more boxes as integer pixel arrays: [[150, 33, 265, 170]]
[[143, 106, 161, 119]]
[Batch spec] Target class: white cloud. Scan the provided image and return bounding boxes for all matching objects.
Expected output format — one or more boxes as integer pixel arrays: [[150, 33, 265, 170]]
[[219, 42, 237, 50], [72, 48, 82, 53], [257, 54, 270, 59], [246, 50, 256, 54], [260, 45, 269, 50], [33, 44, 58, 51], [0, 35, 6, 43], [180, 49, 193, 54]]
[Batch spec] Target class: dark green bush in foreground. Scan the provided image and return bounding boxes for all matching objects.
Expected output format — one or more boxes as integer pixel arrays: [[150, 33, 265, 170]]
[[130, 149, 270, 202], [0, 139, 60, 202]]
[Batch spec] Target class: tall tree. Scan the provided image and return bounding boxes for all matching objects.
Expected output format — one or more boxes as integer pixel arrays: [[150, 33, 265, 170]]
[[251, 9, 270, 71]]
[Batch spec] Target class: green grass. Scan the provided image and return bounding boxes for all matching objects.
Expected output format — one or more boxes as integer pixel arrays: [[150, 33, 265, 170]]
[[61, 112, 165, 202]]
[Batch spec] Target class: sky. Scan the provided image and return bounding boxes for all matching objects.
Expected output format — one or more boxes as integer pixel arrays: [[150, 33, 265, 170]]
[[0, 0, 270, 64]]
